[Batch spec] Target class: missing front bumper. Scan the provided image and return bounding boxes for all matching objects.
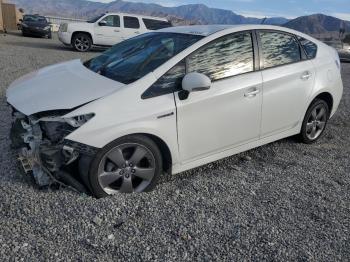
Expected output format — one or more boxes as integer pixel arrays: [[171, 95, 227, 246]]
[[9, 113, 96, 190]]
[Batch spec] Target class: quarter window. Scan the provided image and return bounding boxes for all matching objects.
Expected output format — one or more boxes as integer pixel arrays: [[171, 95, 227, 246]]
[[259, 31, 301, 69], [142, 61, 186, 99], [297, 36, 317, 59], [124, 16, 140, 29], [101, 15, 120, 27], [187, 32, 254, 81], [143, 18, 172, 30]]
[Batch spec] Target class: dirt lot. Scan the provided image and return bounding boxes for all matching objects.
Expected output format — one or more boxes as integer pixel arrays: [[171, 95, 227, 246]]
[[0, 32, 349, 261]]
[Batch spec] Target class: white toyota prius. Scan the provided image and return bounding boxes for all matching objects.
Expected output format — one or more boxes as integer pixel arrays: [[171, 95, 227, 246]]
[[6, 25, 343, 197]]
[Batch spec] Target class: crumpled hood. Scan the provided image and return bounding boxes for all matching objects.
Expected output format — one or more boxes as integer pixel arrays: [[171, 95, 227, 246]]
[[6, 59, 125, 115]]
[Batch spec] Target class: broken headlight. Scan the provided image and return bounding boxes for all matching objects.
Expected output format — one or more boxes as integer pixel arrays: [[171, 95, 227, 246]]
[[39, 113, 94, 143]]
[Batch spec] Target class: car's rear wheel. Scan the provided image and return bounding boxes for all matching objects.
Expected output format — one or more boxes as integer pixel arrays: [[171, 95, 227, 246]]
[[89, 135, 162, 198], [72, 33, 92, 52], [299, 98, 329, 144]]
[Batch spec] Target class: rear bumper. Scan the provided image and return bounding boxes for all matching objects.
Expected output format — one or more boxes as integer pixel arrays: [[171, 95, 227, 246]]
[[58, 31, 72, 45]]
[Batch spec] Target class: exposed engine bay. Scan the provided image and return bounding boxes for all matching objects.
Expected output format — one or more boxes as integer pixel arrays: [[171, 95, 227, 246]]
[[10, 107, 97, 192]]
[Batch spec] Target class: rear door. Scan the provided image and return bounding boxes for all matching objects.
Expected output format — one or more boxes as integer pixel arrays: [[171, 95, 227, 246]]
[[258, 30, 316, 137], [94, 15, 122, 45], [122, 16, 143, 40]]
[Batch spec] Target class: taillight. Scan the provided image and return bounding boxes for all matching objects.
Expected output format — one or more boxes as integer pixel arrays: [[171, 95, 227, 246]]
[[334, 48, 341, 71], [335, 59, 340, 70]]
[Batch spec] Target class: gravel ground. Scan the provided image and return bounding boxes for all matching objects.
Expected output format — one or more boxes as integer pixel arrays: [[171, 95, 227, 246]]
[[0, 32, 349, 261]]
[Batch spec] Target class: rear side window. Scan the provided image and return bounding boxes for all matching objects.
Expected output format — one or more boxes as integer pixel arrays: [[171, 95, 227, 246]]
[[124, 16, 140, 29], [143, 18, 172, 30], [187, 32, 254, 81], [259, 31, 301, 69], [298, 36, 318, 59]]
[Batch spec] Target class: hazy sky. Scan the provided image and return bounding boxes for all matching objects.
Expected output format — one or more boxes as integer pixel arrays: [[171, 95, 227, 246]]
[[92, 0, 350, 20]]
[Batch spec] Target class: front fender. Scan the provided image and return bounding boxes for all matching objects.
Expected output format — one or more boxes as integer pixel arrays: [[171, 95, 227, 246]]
[[66, 119, 180, 167]]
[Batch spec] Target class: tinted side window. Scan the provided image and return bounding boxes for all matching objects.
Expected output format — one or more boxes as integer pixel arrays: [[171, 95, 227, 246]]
[[124, 16, 140, 29], [298, 36, 318, 59], [259, 31, 301, 69], [101, 15, 120, 27], [143, 18, 172, 30], [142, 61, 186, 99], [187, 32, 254, 81]]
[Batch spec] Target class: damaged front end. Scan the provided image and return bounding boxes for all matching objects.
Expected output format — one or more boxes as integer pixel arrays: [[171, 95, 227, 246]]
[[10, 108, 96, 191]]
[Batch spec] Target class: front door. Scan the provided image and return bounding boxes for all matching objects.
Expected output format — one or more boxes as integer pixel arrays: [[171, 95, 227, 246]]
[[175, 31, 263, 163], [94, 15, 122, 46]]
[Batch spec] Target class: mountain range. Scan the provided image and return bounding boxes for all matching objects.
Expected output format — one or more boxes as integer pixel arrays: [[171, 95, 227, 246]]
[[9, 0, 290, 25], [9, 0, 350, 35]]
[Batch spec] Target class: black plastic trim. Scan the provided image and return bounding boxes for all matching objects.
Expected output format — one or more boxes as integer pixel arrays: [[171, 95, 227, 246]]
[[63, 140, 99, 156]]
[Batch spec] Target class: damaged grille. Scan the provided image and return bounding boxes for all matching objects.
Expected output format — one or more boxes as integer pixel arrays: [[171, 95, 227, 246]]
[[40, 121, 75, 143], [9, 109, 83, 187]]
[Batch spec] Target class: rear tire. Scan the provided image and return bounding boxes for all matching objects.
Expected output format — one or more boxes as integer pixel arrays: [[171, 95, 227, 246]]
[[299, 98, 329, 144], [89, 135, 163, 198], [72, 33, 92, 52]]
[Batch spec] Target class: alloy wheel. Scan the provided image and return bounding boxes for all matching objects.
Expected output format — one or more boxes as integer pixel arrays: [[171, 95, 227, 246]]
[[97, 143, 156, 194], [305, 104, 327, 140], [74, 36, 90, 52]]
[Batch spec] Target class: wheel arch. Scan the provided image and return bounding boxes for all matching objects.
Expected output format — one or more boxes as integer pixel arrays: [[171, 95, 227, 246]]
[[98, 133, 173, 175], [309, 91, 334, 114], [140, 133, 173, 175], [71, 31, 93, 44]]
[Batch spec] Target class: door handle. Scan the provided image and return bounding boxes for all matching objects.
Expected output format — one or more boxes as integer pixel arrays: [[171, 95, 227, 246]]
[[114, 29, 120, 32], [244, 88, 260, 98], [134, 31, 140, 34], [301, 71, 311, 80]]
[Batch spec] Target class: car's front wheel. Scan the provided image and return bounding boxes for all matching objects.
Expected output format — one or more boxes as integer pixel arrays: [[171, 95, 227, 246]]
[[88, 135, 163, 198], [72, 33, 92, 52], [299, 98, 329, 144]]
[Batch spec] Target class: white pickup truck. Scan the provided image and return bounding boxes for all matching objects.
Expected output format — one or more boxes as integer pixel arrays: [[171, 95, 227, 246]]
[[58, 13, 172, 52]]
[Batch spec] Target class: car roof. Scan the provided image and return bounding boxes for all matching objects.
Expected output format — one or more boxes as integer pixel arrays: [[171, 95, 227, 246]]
[[157, 24, 305, 37], [102, 12, 168, 21]]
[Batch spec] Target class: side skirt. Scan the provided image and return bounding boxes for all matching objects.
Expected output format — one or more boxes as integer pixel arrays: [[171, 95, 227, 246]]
[[171, 125, 301, 175]]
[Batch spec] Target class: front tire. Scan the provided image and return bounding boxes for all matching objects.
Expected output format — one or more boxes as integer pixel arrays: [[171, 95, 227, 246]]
[[89, 135, 163, 198], [72, 33, 92, 52], [299, 99, 329, 144]]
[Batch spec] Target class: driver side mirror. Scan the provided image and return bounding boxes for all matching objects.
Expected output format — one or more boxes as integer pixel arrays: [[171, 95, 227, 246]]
[[182, 72, 211, 92], [19, 19, 23, 22], [98, 20, 107, 26]]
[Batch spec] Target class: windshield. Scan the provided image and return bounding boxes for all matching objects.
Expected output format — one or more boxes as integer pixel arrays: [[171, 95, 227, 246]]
[[87, 14, 105, 23], [23, 15, 47, 23], [84, 32, 204, 84]]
